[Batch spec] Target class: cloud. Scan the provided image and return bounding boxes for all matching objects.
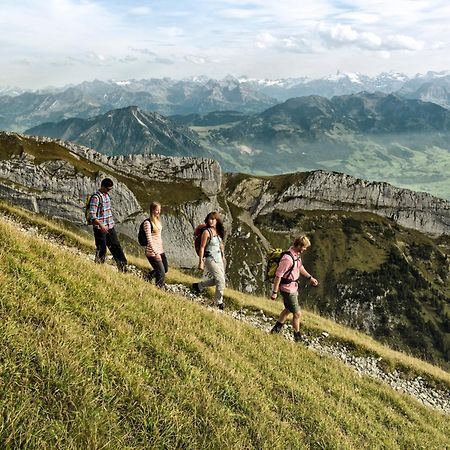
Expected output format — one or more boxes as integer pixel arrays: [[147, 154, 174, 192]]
[[385, 35, 424, 51], [156, 27, 185, 38], [431, 41, 445, 50], [120, 55, 139, 63], [218, 8, 260, 20], [318, 23, 424, 52], [255, 32, 313, 53], [13, 59, 32, 66], [67, 53, 118, 66], [131, 48, 157, 56], [153, 56, 175, 65], [255, 32, 277, 49], [2, 0, 450, 88], [184, 54, 212, 65], [335, 11, 380, 25], [130, 47, 175, 64]]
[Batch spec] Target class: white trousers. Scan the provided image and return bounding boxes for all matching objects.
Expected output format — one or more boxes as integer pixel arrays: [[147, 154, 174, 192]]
[[199, 257, 226, 304]]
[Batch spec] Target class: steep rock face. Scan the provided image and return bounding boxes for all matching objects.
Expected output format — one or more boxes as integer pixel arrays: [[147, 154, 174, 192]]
[[58, 136, 222, 197], [226, 171, 450, 236], [0, 133, 223, 267]]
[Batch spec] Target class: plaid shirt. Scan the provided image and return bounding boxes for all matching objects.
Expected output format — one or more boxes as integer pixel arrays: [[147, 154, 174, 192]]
[[89, 191, 114, 229]]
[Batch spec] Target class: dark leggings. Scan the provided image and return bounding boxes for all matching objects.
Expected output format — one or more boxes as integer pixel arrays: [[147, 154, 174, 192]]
[[147, 253, 169, 287]]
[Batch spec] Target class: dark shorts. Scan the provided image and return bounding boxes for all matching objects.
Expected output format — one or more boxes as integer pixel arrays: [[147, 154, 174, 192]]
[[280, 290, 300, 314]]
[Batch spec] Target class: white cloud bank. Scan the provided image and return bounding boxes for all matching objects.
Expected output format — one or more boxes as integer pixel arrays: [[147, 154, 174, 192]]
[[318, 23, 424, 52], [0, 0, 449, 88]]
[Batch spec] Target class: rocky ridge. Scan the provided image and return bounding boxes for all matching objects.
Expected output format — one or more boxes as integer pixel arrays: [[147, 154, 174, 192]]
[[226, 171, 450, 236]]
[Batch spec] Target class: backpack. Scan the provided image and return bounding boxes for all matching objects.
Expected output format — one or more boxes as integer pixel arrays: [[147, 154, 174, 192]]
[[265, 248, 297, 284], [138, 219, 153, 246], [84, 192, 102, 225], [194, 224, 212, 256]]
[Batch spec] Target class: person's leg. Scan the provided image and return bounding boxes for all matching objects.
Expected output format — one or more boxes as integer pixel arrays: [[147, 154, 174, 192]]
[[202, 258, 225, 306], [286, 292, 303, 342], [271, 308, 290, 333], [197, 258, 216, 290], [93, 227, 107, 263], [106, 227, 127, 271], [146, 256, 156, 281], [213, 259, 225, 306], [161, 253, 169, 274], [271, 291, 300, 335], [147, 256, 166, 287], [292, 311, 302, 332]]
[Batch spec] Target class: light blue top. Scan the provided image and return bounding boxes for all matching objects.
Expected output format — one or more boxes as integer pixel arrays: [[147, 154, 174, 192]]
[[205, 233, 222, 261]]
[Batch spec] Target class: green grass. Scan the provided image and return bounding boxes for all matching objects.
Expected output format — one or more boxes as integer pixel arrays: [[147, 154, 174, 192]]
[[0, 203, 449, 448]]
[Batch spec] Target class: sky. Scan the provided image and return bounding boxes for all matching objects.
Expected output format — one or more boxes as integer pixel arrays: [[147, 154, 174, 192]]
[[1, 0, 450, 89]]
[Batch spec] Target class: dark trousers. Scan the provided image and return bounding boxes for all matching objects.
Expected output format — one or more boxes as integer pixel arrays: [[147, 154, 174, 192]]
[[147, 253, 168, 287], [93, 226, 127, 271]]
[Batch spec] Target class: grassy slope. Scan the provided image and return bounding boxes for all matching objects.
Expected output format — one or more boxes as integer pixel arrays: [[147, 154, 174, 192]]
[[0, 203, 449, 449]]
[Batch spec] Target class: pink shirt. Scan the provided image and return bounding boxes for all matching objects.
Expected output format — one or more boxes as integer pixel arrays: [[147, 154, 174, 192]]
[[275, 246, 302, 293]]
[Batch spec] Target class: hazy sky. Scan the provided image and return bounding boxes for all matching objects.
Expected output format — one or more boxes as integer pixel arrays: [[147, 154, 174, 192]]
[[2, 0, 450, 88]]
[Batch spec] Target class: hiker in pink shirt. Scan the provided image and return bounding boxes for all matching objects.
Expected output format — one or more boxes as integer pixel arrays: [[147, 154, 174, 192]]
[[270, 236, 318, 342]]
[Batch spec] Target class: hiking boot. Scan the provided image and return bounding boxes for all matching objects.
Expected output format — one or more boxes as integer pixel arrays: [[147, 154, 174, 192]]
[[218, 303, 225, 310], [270, 321, 284, 334], [293, 331, 303, 342], [192, 283, 201, 294]]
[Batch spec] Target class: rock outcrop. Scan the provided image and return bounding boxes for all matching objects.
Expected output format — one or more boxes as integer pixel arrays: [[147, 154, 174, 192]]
[[225, 171, 450, 236]]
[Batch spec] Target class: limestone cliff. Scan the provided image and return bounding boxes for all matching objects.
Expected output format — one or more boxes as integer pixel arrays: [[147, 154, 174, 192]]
[[225, 171, 449, 236]]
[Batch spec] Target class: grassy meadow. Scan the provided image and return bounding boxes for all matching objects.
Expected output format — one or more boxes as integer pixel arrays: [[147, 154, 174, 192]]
[[0, 202, 449, 449]]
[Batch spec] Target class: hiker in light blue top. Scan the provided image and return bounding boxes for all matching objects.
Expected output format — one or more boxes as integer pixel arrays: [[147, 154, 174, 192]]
[[192, 211, 226, 310]]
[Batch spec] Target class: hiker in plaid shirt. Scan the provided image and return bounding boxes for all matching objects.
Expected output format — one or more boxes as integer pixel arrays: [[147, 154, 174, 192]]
[[89, 178, 127, 272]]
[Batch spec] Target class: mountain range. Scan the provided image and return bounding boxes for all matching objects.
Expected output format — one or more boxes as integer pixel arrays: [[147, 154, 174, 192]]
[[26, 106, 211, 158], [2, 71, 450, 132], [0, 77, 276, 132], [27, 92, 450, 200]]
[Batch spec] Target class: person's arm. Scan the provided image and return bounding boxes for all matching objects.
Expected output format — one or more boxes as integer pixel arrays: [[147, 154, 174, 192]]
[[270, 276, 281, 300], [299, 265, 319, 286], [220, 237, 225, 263], [198, 229, 209, 270]]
